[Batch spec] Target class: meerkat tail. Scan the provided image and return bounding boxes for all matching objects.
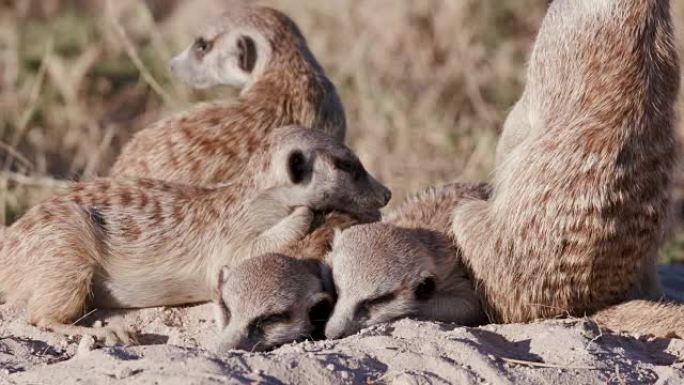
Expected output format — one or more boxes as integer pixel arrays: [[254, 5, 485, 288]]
[[591, 300, 684, 339]]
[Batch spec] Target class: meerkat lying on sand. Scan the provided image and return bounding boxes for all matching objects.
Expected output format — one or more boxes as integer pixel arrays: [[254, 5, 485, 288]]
[[325, 183, 684, 339], [214, 253, 334, 352], [211, 209, 371, 351], [325, 183, 489, 339], [451, 0, 679, 323], [111, 5, 346, 185], [0, 127, 390, 344]]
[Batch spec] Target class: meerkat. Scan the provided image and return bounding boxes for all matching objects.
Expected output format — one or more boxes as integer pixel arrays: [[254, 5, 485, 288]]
[[209, 209, 375, 351], [325, 183, 489, 339], [325, 183, 684, 340], [110, 5, 346, 185], [0, 127, 390, 344], [213, 253, 334, 352], [451, 0, 679, 323]]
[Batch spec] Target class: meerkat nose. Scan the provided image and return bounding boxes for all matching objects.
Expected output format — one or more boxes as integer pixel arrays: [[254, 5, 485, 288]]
[[325, 314, 354, 340], [381, 186, 392, 206]]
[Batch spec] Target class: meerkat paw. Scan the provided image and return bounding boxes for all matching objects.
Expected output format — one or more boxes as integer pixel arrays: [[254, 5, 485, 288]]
[[100, 324, 138, 346], [249, 206, 314, 257], [290, 206, 315, 227], [37, 320, 138, 346]]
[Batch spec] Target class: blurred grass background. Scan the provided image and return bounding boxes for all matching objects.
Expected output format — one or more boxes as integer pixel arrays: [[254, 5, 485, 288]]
[[0, 0, 682, 262]]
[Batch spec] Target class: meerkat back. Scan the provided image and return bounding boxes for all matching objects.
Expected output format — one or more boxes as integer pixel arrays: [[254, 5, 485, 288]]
[[451, 0, 679, 323], [111, 5, 346, 185]]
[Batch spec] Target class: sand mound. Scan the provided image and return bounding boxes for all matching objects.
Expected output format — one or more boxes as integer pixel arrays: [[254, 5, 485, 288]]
[[1, 267, 684, 384]]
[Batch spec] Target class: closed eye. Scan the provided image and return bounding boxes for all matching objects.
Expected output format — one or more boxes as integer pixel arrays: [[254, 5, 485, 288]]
[[354, 292, 397, 320], [333, 158, 366, 181], [364, 292, 396, 307], [248, 311, 291, 338]]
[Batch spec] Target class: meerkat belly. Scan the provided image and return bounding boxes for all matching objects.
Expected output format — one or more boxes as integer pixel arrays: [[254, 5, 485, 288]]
[[91, 261, 212, 309]]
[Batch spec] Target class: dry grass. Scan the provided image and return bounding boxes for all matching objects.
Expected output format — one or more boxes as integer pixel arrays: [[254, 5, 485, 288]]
[[0, 0, 682, 261]]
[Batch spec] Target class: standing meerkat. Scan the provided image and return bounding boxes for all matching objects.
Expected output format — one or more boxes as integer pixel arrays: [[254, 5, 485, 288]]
[[451, 0, 679, 323], [110, 5, 346, 185], [0, 127, 390, 344], [324, 183, 489, 339]]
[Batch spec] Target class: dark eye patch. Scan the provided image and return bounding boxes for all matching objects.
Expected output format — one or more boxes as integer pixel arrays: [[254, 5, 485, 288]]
[[237, 35, 257, 72], [248, 312, 291, 339], [193, 37, 214, 58], [333, 158, 366, 181], [414, 277, 436, 301], [354, 292, 397, 320]]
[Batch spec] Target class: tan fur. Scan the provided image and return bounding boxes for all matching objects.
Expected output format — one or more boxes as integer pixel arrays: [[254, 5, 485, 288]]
[[591, 300, 684, 339], [451, 0, 679, 323], [325, 183, 489, 339], [0, 127, 389, 343], [111, 5, 346, 185], [214, 253, 333, 352], [209, 209, 377, 351], [277, 211, 374, 260]]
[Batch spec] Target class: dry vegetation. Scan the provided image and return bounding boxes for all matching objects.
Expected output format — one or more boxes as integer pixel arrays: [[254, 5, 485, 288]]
[[0, 0, 682, 261]]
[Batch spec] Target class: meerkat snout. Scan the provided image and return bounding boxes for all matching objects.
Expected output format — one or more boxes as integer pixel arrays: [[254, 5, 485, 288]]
[[270, 127, 391, 215], [169, 10, 272, 90], [214, 254, 334, 352]]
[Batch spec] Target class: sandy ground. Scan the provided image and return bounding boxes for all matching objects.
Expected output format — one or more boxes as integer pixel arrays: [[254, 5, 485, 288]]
[[1, 266, 683, 385]]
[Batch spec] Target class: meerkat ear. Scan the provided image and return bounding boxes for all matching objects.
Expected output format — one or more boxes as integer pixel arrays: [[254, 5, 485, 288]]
[[414, 274, 436, 301], [308, 292, 334, 338], [287, 150, 310, 185], [237, 35, 257, 73], [213, 266, 232, 330]]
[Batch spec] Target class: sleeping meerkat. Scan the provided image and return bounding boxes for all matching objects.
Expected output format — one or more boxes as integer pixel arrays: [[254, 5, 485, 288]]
[[451, 0, 680, 323], [211, 210, 372, 351], [0, 127, 390, 344], [214, 253, 334, 352], [324, 183, 684, 340], [325, 183, 490, 339], [111, 5, 346, 185]]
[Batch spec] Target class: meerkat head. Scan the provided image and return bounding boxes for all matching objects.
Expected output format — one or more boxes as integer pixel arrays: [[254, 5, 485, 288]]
[[169, 6, 312, 91], [257, 126, 392, 216], [324, 223, 440, 339], [214, 253, 334, 352]]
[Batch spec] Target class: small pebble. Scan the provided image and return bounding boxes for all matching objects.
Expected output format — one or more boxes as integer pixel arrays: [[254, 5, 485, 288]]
[[115, 368, 134, 379], [76, 336, 96, 356], [326, 364, 335, 371], [340, 371, 350, 380], [93, 321, 103, 328]]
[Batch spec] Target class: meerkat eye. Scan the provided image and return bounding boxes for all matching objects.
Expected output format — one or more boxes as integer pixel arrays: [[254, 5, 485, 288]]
[[287, 150, 310, 184], [355, 292, 396, 320], [333, 158, 366, 181], [248, 312, 291, 338], [414, 277, 436, 301], [237, 35, 257, 72], [193, 37, 213, 58]]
